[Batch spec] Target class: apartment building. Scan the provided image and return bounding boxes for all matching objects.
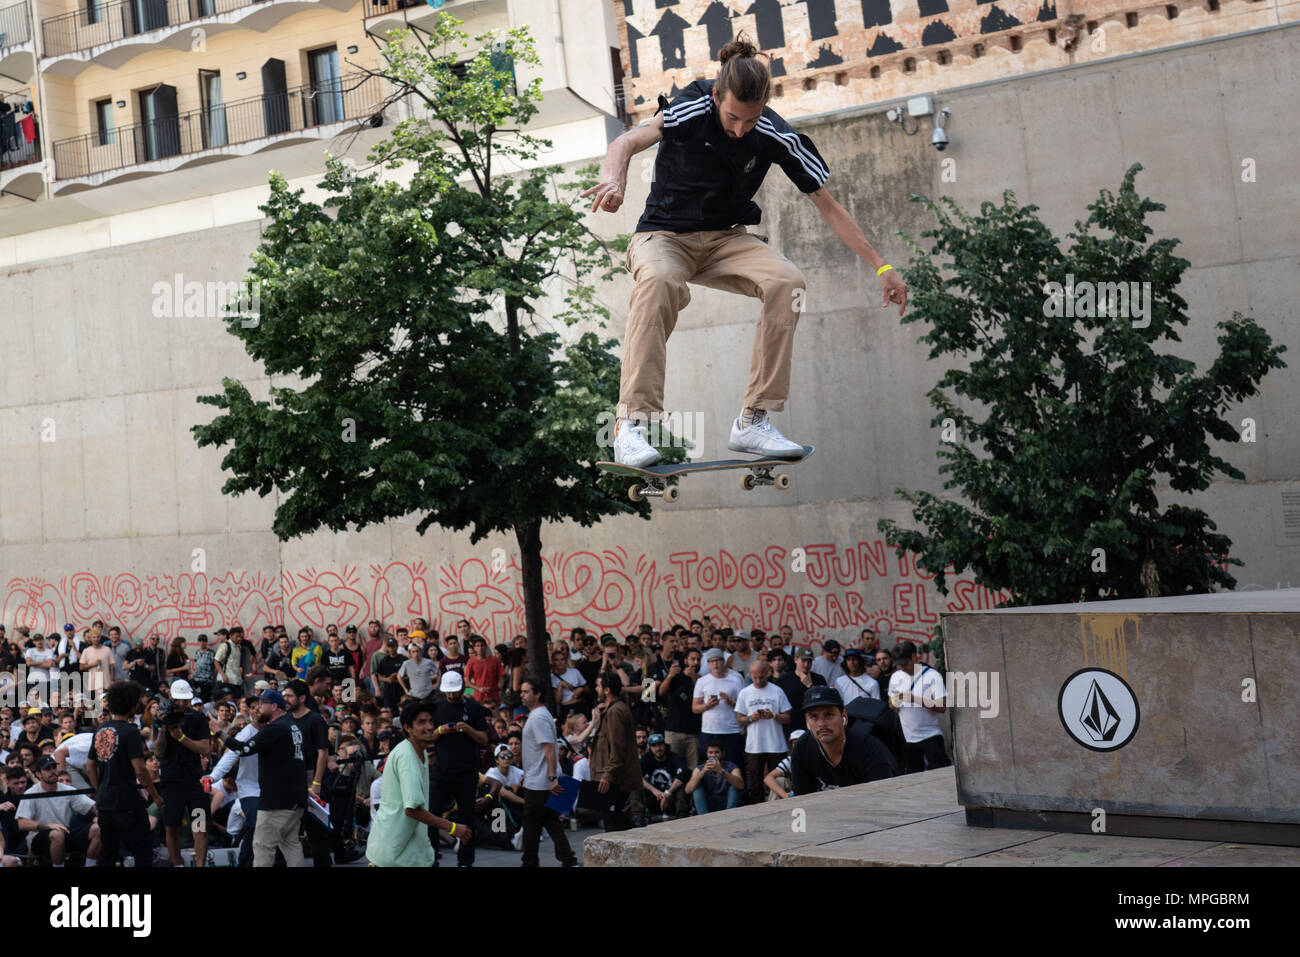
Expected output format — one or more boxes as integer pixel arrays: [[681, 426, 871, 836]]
[[0, 0, 622, 238]]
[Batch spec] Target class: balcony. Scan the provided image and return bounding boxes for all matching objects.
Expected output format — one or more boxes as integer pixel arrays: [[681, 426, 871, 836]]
[[362, 0, 507, 41], [50, 71, 385, 190], [41, 0, 356, 77], [0, 1, 36, 83], [0, 110, 42, 199]]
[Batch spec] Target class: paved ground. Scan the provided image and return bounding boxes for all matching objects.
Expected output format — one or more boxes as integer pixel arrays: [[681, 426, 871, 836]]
[[335, 821, 608, 867]]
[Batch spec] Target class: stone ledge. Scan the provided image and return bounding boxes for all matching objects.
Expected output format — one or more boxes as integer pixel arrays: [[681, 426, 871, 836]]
[[582, 769, 1300, 866]]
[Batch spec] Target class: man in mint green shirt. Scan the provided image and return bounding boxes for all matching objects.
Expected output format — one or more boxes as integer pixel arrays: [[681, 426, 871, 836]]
[[366, 701, 469, 867]]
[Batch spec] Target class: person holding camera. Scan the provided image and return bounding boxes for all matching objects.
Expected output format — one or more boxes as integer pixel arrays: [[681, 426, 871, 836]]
[[684, 742, 744, 814], [157, 679, 212, 866]]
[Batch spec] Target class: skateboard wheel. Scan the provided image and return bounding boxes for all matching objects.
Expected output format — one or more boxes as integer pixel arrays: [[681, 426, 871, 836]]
[[629, 485, 644, 503], [664, 485, 680, 503], [740, 473, 756, 491], [775, 473, 791, 490]]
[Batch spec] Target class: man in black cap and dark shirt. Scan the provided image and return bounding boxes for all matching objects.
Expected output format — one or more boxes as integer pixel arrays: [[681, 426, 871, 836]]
[[374, 637, 403, 712], [774, 647, 825, 729], [237, 689, 308, 866], [86, 680, 162, 867], [284, 678, 331, 866], [158, 678, 211, 866], [789, 686, 895, 794], [428, 670, 489, 866]]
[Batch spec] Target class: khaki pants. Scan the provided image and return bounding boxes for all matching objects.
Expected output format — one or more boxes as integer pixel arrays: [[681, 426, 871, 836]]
[[619, 226, 806, 419], [664, 731, 700, 774], [252, 807, 305, 867]]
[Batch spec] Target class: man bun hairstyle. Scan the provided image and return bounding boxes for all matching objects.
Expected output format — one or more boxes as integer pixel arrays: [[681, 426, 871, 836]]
[[716, 32, 770, 105]]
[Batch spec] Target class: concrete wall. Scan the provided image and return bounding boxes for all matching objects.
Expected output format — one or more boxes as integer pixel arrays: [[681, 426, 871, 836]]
[[0, 24, 1297, 645]]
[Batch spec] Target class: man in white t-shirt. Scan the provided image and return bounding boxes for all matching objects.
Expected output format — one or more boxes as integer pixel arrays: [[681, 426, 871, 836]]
[[810, 639, 845, 685], [886, 641, 950, 773], [24, 635, 57, 706], [549, 650, 588, 717], [692, 648, 744, 768], [52, 730, 96, 789], [518, 677, 577, 867], [835, 649, 881, 707], [734, 660, 791, 805]]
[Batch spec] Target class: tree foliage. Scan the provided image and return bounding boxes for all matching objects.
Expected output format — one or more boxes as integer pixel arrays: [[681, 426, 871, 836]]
[[879, 164, 1286, 607], [194, 15, 673, 673]]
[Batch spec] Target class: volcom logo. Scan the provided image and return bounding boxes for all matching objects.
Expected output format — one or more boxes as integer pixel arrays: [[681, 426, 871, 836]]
[[49, 888, 152, 937], [1057, 668, 1140, 752]]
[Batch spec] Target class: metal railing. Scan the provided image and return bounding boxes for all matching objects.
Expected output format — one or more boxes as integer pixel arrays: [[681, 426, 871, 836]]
[[0, 0, 32, 50], [363, 0, 439, 17], [52, 72, 384, 179], [1, 113, 40, 171], [42, 0, 259, 58]]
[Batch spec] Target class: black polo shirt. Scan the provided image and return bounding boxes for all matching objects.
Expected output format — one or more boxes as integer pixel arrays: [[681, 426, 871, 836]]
[[637, 78, 830, 234], [428, 695, 489, 781]]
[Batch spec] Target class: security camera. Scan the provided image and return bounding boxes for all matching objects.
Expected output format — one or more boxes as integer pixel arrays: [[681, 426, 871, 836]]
[[931, 108, 951, 151]]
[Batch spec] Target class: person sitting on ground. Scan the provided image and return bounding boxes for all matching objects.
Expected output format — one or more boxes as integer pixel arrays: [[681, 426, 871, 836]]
[[684, 742, 744, 815]]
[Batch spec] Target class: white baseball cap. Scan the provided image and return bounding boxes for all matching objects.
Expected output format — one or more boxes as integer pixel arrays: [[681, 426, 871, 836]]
[[170, 679, 195, 700], [440, 671, 463, 693]]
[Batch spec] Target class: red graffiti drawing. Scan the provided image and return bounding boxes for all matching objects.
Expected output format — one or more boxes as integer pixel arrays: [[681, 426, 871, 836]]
[[0, 541, 1009, 656]]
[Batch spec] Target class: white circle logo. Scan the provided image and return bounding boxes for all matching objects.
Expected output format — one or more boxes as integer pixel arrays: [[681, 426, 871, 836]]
[[1057, 668, 1140, 752]]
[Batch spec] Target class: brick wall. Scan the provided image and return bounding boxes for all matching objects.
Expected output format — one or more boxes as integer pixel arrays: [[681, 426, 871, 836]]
[[616, 0, 1298, 120]]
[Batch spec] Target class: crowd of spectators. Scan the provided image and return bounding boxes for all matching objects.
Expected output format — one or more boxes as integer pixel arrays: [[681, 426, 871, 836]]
[[0, 615, 950, 867]]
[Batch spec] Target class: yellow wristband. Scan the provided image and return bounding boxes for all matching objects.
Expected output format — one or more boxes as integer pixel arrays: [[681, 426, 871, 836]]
[[312, 780, 321, 786], [178, 734, 186, 741], [877, 264, 893, 277], [449, 823, 457, 836]]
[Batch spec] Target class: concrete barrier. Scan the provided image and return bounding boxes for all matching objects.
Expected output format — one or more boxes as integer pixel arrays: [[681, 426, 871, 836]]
[[945, 589, 1300, 845]]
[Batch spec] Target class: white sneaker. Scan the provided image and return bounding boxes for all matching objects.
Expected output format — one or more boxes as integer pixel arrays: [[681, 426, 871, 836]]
[[728, 411, 805, 458], [614, 419, 662, 468]]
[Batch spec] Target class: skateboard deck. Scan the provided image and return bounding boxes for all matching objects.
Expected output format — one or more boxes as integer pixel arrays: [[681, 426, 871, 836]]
[[597, 446, 814, 503]]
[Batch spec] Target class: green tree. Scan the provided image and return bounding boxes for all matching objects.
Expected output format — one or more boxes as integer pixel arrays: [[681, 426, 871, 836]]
[[878, 164, 1286, 608], [193, 15, 679, 691]]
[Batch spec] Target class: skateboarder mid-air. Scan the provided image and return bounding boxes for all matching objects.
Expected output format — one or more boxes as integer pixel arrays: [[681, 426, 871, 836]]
[[582, 35, 908, 469]]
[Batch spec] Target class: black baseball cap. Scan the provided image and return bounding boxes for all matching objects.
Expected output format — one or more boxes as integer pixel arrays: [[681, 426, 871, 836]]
[[802, 686, 844, 710], [823, 639, 842, 652], [843, 648, 865, 658], [35, 755, 58, 771]]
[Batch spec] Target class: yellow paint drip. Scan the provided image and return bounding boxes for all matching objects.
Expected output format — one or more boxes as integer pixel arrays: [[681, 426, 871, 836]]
[[1078, 613, 1138, 682], [1078, 613, 1140, 782]]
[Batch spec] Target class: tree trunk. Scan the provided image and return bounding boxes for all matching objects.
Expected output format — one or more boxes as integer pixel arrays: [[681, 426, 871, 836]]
[[516, 517, 554, 713]]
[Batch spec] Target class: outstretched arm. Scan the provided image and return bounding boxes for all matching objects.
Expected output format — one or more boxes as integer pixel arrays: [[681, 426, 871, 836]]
[[808, 187, 908, 316], [579, 113, 666, 213]]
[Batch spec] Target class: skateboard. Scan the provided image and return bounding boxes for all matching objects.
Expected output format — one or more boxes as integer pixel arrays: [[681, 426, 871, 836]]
[[597, 446, 814, 503]]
